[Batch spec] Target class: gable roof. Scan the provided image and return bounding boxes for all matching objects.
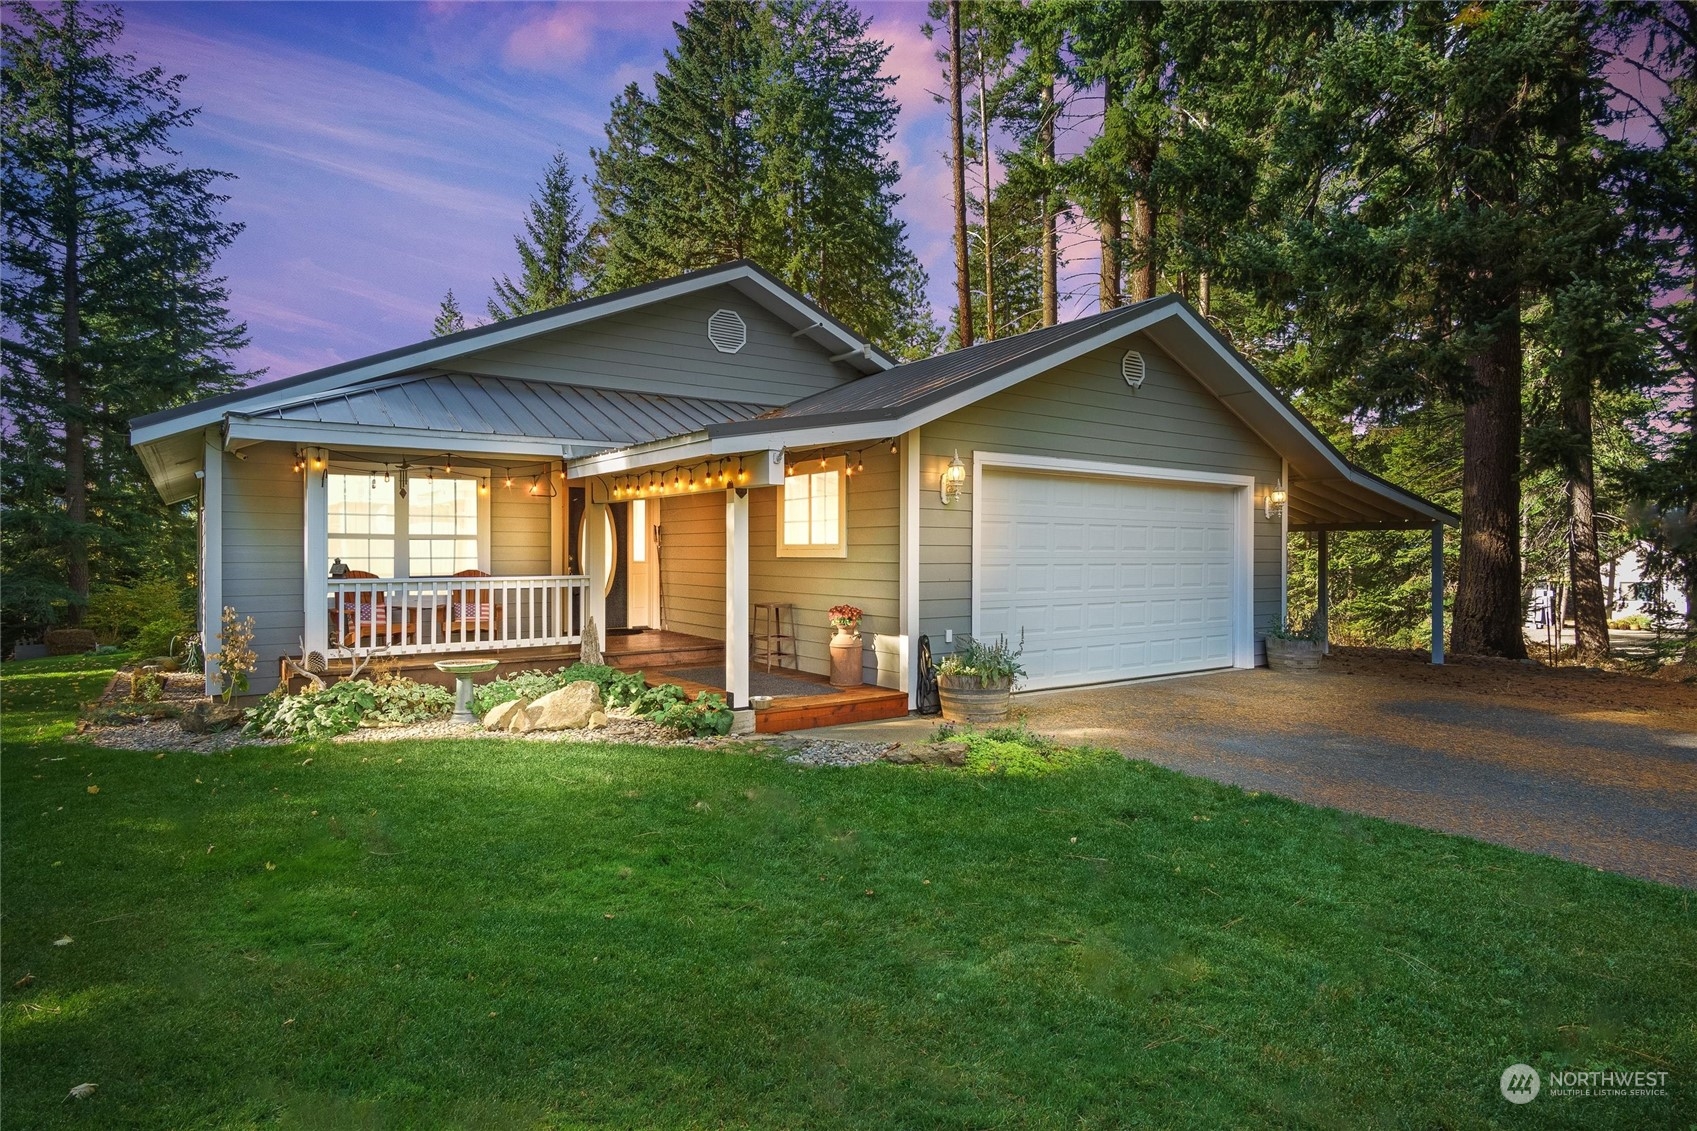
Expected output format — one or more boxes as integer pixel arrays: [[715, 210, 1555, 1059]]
[[568, 295, 1457, 531], [130, 259, 889, 447]]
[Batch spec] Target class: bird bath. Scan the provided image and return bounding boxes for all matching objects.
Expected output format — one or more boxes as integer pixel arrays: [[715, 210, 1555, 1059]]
[[435, 658, 500, 723]]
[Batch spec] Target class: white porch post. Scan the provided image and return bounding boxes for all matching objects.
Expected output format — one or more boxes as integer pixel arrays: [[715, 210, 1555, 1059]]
[[585, 492, 609, 639], [201, 428, 224, 696], [1316, 527, 1330, 655], [302, 448, 329, 658], [725, 487, 750, 709], [1431, 524, 1445, 665], [898, 428, 920, 709]]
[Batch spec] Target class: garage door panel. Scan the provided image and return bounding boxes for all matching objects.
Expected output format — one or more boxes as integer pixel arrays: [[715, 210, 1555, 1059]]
[[979, 468, 1239, 689]]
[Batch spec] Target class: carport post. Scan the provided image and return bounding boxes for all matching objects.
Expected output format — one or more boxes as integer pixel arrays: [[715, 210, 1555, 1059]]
[[1316, 528, 1330, 654], [1430, 524, 1445, 665]]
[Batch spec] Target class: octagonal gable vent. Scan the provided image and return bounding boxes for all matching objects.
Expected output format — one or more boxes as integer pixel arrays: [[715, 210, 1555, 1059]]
[[707, 309, 747, 354], [1121, 349, 1147, 389]]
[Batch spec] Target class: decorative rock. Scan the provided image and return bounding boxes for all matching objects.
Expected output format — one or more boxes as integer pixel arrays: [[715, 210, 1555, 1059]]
[[586, 711, 608, 730], [182, 700, 244, 734], [580, 617, 602, 666], [912, 741, 969, 766], [483, 699, 530, 731], [881, 747, 919, 765], [525, 681, 603, 731]]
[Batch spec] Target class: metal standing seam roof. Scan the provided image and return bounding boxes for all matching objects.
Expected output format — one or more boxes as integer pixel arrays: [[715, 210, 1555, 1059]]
[[239, 371, 767, 448]]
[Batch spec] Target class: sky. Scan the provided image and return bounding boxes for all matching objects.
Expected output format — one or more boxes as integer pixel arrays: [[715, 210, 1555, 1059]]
[[115, 0, 1102, 383]]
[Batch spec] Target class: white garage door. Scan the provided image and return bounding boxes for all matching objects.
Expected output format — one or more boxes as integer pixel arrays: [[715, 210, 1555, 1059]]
[[977, 468, 1240, 689]]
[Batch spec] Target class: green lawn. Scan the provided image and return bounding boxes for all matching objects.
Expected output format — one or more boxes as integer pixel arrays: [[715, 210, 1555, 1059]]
[[3, 654, 1692, 1128]]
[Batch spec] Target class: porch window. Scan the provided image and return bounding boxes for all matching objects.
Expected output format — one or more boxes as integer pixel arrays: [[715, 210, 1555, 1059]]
[[327, 473, 396, 576], [777, 455, 847, 558], [326, 468, 486, 577], [408, 477, 480, 575]]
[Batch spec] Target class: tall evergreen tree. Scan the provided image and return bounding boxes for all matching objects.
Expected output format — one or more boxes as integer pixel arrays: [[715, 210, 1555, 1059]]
[[433, 288, 467, 337], [2, 0, 249, 631], [945, 0, 973, 346], [589, 0, 927, 353], [487, 151, 590, 320]]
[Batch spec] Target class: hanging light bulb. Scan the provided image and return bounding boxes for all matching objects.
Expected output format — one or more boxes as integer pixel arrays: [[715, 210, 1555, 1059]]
[[737, 460, 747, 483], [444, 457, 453, 474], [855, 451, 865, 474], [819, 452, 827, 468], [478, 478, 487, 495], [528, 474, 540, 496], [383, 467, 391, 481], [717, 462, 727, 486], [889, 439, 899, 455], [673, 468, 681, 489]]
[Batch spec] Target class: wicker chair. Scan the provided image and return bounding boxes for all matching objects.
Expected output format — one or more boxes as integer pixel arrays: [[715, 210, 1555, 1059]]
[[438, 569, 502, 642]]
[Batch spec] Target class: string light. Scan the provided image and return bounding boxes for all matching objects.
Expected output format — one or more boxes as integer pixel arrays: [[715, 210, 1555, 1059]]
[[855, 451, 865, 474], [717, 461, 728, 486], [528, 474, 540, 496], [504, 468, 513, 489], [843, 452, 854, 477], [673, 468, 682, 490], [737, 459, 747, 483], [889, 439, 898, 455]]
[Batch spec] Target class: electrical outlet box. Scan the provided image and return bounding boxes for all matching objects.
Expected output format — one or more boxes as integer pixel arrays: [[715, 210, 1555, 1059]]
[[945, 629, 953, 644]]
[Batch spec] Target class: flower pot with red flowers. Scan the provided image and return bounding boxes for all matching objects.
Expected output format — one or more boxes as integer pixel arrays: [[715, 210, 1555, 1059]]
[[827, 604, 863, 687]]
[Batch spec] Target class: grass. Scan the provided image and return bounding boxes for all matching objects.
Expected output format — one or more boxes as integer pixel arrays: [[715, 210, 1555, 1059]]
[[2, 653, 1693, 1128]]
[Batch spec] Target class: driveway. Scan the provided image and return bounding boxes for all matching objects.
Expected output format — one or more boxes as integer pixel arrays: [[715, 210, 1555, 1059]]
[[1016, 650, 1697, 888]]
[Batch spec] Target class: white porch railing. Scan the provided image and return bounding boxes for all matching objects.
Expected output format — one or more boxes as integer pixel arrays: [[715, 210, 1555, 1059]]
[[325, 574, 589, 657]]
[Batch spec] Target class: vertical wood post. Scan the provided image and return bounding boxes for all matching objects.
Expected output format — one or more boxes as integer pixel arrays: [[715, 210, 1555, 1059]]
[[303, 447, 330, 658], [1431, 524, 1446, 665], [1316, 527, 1330, 655], [899, 429, 921, 709], [725, 488, 750, 708], [201, 429, 224, 696], [585, 494, 608, 639]]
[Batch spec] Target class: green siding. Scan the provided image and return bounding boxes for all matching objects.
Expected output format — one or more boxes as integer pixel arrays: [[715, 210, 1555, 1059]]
[[462, 285, 861, 406], [918, 332, 1284, 660], [222, 442, 304, 694]]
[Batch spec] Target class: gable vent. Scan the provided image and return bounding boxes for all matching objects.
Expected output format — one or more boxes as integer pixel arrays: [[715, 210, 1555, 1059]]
[[707, 309, 747, 354], [1121, 349, 1147, 389]]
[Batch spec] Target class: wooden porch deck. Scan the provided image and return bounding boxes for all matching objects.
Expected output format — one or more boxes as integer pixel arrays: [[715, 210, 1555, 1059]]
[[288, 629, 909, 733]]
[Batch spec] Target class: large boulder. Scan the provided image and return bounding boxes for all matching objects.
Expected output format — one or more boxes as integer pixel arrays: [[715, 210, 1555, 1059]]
[[483, 699, 532, 732], [182, 700, 244, 734], [525, 681, 603, 731]]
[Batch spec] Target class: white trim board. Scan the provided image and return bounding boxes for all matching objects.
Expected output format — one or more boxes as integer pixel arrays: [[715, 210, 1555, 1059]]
[[968, 451, 1257, 689]]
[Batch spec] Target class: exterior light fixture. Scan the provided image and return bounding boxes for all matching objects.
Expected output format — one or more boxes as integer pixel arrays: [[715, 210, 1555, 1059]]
[[940, 449, 967, 505], [1265, 480, 1287, 519], [737, 460, 747, 483], [889, 439, 898, 455]]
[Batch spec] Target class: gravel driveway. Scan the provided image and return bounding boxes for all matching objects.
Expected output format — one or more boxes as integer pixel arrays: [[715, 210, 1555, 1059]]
[[1017, 649, 1697, 888]]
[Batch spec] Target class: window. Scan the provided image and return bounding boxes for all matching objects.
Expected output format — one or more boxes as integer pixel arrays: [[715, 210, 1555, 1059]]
[[408, 477, 480, 576], [630, 498, 647, 562], [777, 455, 847, 558], [328, 473, 395, 576], [326, 469, 485, 577]]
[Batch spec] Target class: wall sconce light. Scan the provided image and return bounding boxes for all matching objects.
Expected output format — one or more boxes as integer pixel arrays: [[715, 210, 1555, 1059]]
[[940, 449, 967, 505], [1264, 480, 1287, 519]]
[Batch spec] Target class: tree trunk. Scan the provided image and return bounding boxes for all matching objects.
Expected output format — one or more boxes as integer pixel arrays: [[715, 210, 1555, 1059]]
[[1128, 154, 1156, 302], [947, 2, 973, 347], [1562, 381, 1610, 662], [1039, 72, 1058, 327], [1099, 80, 1122, 311], [977, 40, 996, 340], [1198, 270, 1210, 319], [1451, 311, 1527, 658], [60, 58, 88, 624]]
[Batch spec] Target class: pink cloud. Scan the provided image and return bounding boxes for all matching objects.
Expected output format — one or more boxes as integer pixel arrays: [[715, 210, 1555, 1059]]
[[502, 5, 596, 70]]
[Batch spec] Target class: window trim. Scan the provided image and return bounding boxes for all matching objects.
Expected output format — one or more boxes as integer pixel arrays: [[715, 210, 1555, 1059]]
[[776, 454, 848, 559], [327, 462, 491, 578]]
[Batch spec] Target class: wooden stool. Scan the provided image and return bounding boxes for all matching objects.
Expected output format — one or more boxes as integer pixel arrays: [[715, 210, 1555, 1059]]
[[751, 602, 795, 672]]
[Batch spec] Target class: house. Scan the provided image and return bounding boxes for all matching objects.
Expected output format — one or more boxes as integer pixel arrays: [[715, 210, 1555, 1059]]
[[131, 261, 1455, 722]]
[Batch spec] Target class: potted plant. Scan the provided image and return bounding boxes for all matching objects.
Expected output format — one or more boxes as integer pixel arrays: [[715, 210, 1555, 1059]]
[[827, 604, 863, 688], [936, 634, 1026, 723], [1264, 620, 1322, 671]]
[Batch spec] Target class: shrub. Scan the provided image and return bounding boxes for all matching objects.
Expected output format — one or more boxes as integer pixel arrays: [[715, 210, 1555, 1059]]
[[132, 617, 191, 661], [83, 575, 193, 645], [129, 668, 166, 703], [245, 676, 453, 740], [646, 690, 734, 737], [957, 725, 1110, 777], [209, 607, 257, 703], [472, 663, 645, 717]]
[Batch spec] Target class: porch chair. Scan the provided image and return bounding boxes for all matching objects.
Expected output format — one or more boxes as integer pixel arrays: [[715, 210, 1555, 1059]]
[[331, 570, 411, 648], [439, 569, 503, 642]]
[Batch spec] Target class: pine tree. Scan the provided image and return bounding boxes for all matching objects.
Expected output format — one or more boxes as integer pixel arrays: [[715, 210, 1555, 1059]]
[[433, 289, 467, 336], [945, 1, 973, 346], [589, 0, 927, 353], [2, 0, 249, 631], [487, 151, 590, 320]]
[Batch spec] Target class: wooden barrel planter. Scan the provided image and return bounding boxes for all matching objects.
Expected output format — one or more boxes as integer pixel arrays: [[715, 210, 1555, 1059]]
[[938, 675, 1013, 724]]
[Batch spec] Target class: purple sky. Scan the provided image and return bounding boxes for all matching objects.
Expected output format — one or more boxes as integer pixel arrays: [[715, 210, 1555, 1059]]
[[119, 1, 1105, 382]]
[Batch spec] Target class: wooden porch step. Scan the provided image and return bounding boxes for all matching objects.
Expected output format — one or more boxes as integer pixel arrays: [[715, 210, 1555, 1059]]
[[753, 688, 910, 734]]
